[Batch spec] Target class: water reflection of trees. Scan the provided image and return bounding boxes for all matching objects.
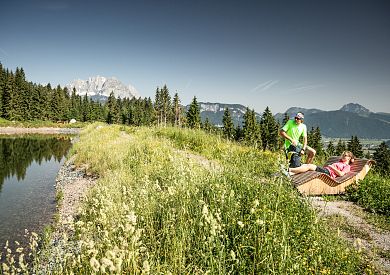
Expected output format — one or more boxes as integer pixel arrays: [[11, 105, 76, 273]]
[[0, 135, 72, 188]]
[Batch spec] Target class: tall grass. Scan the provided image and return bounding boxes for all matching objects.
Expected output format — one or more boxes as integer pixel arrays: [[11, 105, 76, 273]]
[[2, 123, 373, 274]]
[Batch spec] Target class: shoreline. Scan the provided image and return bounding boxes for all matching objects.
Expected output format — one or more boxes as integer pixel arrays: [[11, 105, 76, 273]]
[[38, 154, 97, 272], [0, 127, 81, 135]]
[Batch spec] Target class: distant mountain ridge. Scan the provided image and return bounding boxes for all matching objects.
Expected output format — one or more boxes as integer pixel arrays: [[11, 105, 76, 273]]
[[66, 76, 139, 101], [275, 103, 390, 139], [195, 102, 390, 139], [185, 102, 261, 127]]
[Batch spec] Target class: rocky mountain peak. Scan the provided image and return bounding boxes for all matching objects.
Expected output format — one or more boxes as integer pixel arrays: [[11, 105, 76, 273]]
[[340, 103, 370, 114], [66, 76, 139, 100]]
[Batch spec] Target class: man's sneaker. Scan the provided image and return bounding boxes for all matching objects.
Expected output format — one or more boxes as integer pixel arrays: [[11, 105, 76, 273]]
[[280, 167, 291, 179]]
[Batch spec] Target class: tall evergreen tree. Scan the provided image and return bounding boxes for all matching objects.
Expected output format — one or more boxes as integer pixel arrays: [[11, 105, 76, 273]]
[[161, 85, 172, 126], [203, 118, 213, 133], [186, 96, 201, 129], [143, 97, 155, 126], [15, 67, 29, 120], [222, 107, 235, 140], [154, 85, 172, 126], [335, 139, 347, 155], [69, 88, 81, 121], [308, 127, 324, 156], [242, 107, 262, 148], [3, 71, 17, 120], [326, 140, 335, 156], [0, 63, 4, 117], [260, 106, 278, 151], [373, 142, 390, 175], [154, 87, 163, 125], [347, 136, 363, 158], [106, 92, 119, 124], [172, 92, 182, 127]]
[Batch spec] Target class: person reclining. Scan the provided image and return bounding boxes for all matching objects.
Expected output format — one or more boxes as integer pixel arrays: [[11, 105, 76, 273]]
[[287, 151, 355, 178]]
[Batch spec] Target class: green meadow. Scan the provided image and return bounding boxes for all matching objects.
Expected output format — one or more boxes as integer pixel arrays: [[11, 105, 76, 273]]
[[2, 123, 377, 274]]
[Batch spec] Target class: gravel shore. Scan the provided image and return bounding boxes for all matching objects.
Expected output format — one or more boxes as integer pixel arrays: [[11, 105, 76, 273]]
[[36, 152, 97, 273], [0, 127, 81, 135]]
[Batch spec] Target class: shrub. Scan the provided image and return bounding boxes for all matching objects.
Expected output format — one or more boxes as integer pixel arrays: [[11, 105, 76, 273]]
[[346, 173, 390, 215]]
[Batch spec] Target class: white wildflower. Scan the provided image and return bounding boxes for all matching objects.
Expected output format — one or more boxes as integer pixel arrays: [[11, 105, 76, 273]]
[[230, 250, 236, 261], [256, 219, 264, 225], [127, 211, 137, 225], [142, 260, 150, 273], [202, 205, 209, 216]]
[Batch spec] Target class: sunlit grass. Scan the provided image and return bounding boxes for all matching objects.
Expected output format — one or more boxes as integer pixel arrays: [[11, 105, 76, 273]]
[[2, 123, 375, 274]]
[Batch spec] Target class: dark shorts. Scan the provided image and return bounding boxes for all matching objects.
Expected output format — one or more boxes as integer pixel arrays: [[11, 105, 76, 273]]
[[286, 144, 303, 168], [315, 166, 330, 175]]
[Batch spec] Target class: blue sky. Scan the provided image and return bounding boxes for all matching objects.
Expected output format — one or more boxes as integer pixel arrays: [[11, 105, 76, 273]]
[[1, 0, 389, 114]]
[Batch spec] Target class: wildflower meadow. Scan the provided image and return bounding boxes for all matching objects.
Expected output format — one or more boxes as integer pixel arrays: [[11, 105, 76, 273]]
[[1, 123, 374, 274]]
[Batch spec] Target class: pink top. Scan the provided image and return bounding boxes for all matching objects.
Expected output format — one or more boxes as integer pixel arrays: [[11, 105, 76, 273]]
[[325, 161, 351, 179]]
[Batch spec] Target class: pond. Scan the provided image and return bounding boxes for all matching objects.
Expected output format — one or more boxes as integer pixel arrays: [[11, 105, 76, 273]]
[[0, 134, 73, 253]]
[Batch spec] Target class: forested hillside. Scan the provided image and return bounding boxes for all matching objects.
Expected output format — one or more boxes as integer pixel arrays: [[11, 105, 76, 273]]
[[0, 64, 155, 125]]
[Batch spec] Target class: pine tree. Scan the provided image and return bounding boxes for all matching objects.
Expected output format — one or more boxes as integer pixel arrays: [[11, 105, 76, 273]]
[[154, 87, 162, 125], [335, 139, 347, 155], [260, 106, 278, 151], [49, 85, 67, 121], [235, 125, 243, 142], [0, 63, 4, 117], [203, 118, 213, 133], [373, 142, 390, 175], [3, 71, 17, 120], [242, 107, 262, 148], [347, 136, 363, 158], [15, 67, 30, 120], [308, 127, 324, 156], [69, 88, 81, 121], [326, 140, 335, 156], [29, 85, 41, 120], [154, 86, 172, 126], [106, 92, 119, 124], [222, 107, 235, 140], [143, 97, 155, 126], [161, 85, 172, 126], [186, 96, 201, 129], [172, 93, 182, 127]]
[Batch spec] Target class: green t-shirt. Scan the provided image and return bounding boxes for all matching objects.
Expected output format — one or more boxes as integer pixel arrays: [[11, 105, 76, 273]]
[[281, 119, 307, 149]]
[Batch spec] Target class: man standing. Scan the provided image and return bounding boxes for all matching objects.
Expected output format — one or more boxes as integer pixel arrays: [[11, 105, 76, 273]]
[[279, 112, 316, 166]]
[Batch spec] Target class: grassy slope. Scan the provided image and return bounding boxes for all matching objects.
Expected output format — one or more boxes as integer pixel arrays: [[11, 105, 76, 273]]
[[46, 123, 374, 273]]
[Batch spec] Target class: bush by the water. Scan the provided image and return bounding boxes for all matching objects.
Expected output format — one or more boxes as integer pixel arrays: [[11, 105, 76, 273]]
[[345, 174, 390, 216]]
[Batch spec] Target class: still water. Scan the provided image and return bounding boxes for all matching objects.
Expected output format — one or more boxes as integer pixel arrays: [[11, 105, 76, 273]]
[[0, 135, 72, 251]]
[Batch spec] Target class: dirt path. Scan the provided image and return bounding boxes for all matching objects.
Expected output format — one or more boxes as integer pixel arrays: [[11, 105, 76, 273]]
[[309, 197, 390, 274]]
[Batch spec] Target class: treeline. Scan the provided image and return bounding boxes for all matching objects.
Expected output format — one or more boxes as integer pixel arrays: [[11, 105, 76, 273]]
[[1, 63, 389, 174]]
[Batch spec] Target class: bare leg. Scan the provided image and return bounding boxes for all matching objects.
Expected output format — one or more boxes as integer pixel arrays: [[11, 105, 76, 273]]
[[305, 146, 316, 164], [289, 164, 317, 175]]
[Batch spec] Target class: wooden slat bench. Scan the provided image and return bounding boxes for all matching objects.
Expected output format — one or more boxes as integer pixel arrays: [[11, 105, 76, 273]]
[[291, 157, 375, 196]]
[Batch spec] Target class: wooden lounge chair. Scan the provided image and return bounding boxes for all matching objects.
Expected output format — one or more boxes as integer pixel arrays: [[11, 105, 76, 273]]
[[291, 157, 375, 196]]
